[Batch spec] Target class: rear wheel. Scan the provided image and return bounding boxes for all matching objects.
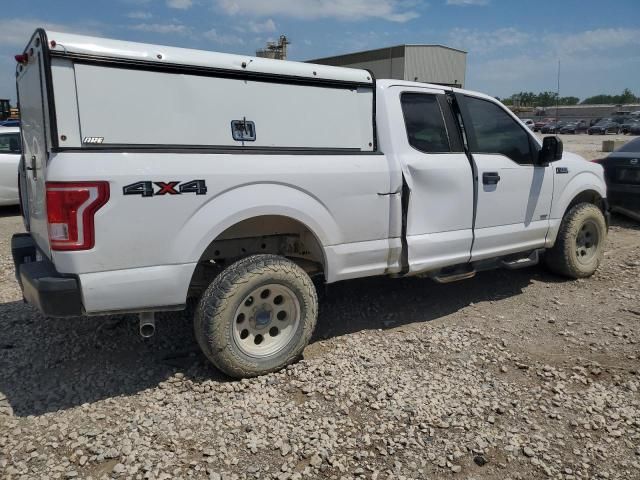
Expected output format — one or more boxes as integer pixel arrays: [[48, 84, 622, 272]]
[[194, 254, 318, 378], [544, 203, 606, 279]]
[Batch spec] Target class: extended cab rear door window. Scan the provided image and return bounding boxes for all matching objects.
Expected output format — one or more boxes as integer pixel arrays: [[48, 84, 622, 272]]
[[401, 93, 452, 153], [464, 96, 534, 165]]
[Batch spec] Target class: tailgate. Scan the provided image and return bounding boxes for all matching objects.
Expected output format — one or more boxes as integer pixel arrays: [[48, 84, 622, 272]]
[[16, 30, 52, 257]]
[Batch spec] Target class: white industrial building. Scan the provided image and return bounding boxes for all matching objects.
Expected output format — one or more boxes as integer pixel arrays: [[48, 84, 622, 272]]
[[309, 44, 467, 88]]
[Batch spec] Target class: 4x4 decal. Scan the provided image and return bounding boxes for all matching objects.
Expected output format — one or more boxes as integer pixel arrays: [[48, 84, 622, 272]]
[[123, 180, 207, 197]]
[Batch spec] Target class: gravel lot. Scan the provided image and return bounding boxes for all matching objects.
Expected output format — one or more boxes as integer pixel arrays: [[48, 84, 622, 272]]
[[1, 136, 639, 479]]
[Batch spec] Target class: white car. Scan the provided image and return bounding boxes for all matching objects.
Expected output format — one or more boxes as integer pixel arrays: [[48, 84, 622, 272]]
[[13, 29, 608, 378], [0, 126, 21, 206], [522, 119, 535, 130]]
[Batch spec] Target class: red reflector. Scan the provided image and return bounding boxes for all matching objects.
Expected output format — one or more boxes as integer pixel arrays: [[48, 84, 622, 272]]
[[15, 54, 28, 64], [46, 182, 110, 251]]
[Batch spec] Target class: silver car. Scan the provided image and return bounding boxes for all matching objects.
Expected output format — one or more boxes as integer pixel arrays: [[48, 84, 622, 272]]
[[0, 126, 21, 206]]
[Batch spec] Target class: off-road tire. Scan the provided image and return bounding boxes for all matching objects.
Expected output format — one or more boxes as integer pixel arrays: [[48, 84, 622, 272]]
[[544, 203, 606, 279], [194, 254, 318, 378]]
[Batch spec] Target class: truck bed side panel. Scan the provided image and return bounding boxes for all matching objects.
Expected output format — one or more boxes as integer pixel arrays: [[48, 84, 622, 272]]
[[47, 151, 393, 279]]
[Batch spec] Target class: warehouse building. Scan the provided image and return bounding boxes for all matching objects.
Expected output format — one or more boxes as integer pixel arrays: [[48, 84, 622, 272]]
[[309, 44, 467, 88]]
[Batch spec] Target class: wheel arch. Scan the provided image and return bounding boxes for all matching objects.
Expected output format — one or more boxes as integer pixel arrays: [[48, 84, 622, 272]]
[[187, 214, 329, 298], [174, 183, 341, 298], [550, 172, 607, 221], [547, 174, 607, 248], [564, 188, 606, 217], [176, 183, 340, 260]]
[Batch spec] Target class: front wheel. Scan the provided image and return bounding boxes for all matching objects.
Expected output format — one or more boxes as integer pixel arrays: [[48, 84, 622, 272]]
[[194, 254, 318, 378], [544, 203, 607, 279]]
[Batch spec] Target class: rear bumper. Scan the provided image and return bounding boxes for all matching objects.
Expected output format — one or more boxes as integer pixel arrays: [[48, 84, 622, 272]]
[[12, 233, 83, 317]]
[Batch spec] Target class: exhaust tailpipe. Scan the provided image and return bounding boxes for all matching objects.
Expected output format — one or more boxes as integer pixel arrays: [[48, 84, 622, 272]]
[[139, 312, 156, 338]]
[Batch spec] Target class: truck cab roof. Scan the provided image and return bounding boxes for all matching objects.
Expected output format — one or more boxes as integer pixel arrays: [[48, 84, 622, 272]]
[[375, 79, 503, 104]]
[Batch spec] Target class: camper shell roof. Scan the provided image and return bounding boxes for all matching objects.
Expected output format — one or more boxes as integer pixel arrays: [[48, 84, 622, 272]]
[[42, 30, 373, 87]]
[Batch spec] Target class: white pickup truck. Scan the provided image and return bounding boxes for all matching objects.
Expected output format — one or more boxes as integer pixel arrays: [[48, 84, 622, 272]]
[[12, 29, 609, 378]]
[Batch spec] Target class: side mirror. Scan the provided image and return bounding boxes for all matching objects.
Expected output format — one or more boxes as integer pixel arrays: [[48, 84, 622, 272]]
[[539, 136, 563, 164]]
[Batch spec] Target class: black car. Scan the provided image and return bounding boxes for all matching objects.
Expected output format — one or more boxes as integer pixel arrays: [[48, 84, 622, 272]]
[[629, 123, 640, 135], [540, 121, 566, 134], [621, 118, 640, 134], [559, 120, 588, 134], [593, 137, 640, 219], [587, 119, 620, 135]]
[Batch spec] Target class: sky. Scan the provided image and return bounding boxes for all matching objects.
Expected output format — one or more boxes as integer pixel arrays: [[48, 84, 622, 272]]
[[1, 0, 639, 104]]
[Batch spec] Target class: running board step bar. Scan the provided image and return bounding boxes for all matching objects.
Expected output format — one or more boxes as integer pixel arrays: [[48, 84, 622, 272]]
[[424, 249, 543, 284], [432, 266, 476, 284], [500, 249, 542, 270]]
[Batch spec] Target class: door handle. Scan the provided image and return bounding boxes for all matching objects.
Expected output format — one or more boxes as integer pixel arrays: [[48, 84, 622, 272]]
[[482, 172, 500, 185], [377, 189, 401, 196], [26, 155, 36, 170], [27, 155, 37, 179]]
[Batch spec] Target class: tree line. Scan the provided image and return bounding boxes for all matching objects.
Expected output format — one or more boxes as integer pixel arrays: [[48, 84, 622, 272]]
[[498, 88, 639, 107]]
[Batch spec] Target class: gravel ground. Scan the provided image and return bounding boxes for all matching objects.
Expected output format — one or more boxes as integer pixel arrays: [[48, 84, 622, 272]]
[[1, 136, 639, 480]]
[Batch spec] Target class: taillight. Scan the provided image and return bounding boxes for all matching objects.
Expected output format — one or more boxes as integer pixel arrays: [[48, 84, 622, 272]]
[[46, 182, 110, 251]]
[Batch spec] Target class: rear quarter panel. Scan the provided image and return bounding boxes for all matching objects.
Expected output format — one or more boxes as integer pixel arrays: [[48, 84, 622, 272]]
[[46, 151, 392, 280]]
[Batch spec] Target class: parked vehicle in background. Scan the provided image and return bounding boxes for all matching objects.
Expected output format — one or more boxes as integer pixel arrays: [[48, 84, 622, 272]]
[[12, 29, 610, 378], [590, 118, 603, 127], [612, 116, 632, 127], [593, 137, 640, 220], [0, 126, 21, 206], [534, 118, 556, 132], [559, 120, 588, 134], [621, 118, 640, 134], [541, 121, 566, 134], [629, 123, 640, 135], [0, 119, 20, 127], [588, 120, 620, 135], [0, 99, 10, 121], [522, 119, 535, 130]]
